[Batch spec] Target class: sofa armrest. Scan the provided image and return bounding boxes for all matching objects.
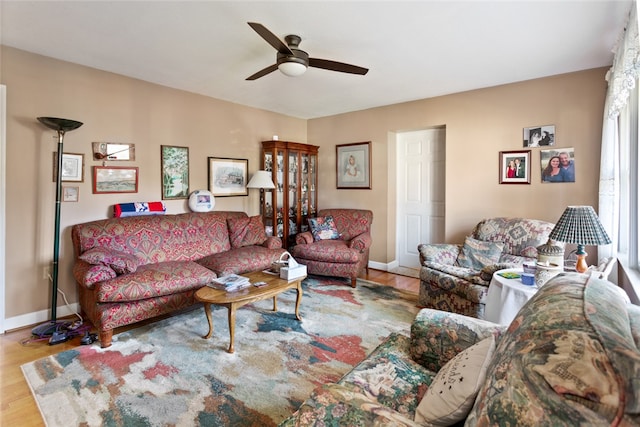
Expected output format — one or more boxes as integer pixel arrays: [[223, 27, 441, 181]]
[[349, 232, 372, 252], [410, 308, 505, 372], [72, 260, 117, 290], [295, 231, 314, 245], [262, 235, 283, 249], [417, 243, 461, 266]]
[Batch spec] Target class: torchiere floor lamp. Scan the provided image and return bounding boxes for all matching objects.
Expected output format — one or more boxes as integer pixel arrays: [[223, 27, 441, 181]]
[[32, 117, 83, 338]]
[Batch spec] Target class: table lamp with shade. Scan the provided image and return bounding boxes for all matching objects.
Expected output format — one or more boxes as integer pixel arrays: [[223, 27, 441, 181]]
[[246, 170, 275, 213], [548, 206, 612, 274]]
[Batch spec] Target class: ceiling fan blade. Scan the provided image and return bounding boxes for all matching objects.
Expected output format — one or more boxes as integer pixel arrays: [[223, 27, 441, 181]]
[[248, 22, 293, 55], [246, 64, 278, 81], [309, 58, 369, 75]]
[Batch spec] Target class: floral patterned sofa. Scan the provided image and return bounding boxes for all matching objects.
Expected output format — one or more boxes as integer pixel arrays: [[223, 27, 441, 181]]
[[291, 209, 373, 287], [280, 273, 640, 426], [71, 211, 285, 347], [418, 217, 555, 319]]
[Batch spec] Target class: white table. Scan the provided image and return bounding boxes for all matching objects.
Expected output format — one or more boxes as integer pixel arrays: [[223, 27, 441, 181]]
[[485, 268, 539, 325]]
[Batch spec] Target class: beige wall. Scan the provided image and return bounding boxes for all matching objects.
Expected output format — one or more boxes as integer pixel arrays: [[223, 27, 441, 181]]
[[1, 46, 306, 321], [308, 68, 607, 264], [1, 46, 607, 325]]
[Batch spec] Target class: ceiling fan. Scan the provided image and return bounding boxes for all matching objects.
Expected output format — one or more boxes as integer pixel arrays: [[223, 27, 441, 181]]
[[246, 22, 369, 80]]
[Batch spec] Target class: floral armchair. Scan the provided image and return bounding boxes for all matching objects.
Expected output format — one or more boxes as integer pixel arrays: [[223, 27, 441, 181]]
[[290, 209, 373, 287], [417, 217, 555, 319]]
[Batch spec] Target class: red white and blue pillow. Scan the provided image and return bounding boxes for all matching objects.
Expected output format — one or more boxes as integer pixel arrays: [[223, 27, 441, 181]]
[[308, 216, 341, 241]]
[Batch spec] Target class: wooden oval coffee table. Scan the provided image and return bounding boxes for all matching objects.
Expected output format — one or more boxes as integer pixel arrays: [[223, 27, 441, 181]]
[[195, 270, 305, 353]]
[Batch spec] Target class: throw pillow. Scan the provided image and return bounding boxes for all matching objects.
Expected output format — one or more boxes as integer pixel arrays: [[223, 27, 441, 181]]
[[455, 237, 504, 270], [227, 215, 267, 249], [415, 335, 496, 426], [308, 216, 341, 241], [79, 247, 140, 275]]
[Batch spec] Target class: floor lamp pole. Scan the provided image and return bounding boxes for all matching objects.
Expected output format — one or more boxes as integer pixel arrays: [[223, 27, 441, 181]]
[[33, 117, 83, 338]]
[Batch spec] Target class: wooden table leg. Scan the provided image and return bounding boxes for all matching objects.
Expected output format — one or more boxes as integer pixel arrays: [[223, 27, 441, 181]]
[[294, 281, 302, 320], [202, 302, 214, 339], [227, 303, 236, 354], [272, 296, 278, 312]]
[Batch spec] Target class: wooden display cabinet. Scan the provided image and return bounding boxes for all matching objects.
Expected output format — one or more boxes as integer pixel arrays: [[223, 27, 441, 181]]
[[261, 140, 319, 249]]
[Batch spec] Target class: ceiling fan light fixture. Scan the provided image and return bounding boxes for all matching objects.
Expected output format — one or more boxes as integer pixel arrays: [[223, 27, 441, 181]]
[[278, 61, 307, 77]]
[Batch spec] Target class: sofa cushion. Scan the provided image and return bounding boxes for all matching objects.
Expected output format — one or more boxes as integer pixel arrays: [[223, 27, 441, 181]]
[[83, 264, 118, 285], [308, 215, 341, 241], [455, 237, 503, 270], [95, 261, 216, 303], [79, 247, 140, 274], [291, 239, 360, 264], [415, 335, 496, 425], [197, 245, 286, 276], [227, 215, 267, 249]]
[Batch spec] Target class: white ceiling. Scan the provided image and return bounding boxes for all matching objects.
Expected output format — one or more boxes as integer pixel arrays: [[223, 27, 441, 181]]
[[0, 1, 632, 119]]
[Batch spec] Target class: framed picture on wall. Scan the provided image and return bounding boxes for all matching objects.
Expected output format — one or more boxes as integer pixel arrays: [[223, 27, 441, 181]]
[[336, 141, 372, 189], [62, 186, 79, 202], [208, 157, 248, 197], [540, 147, 575, 183], [523, 124, 555, 147], [93, 166, 139, 193], [161, 145, 190, 199], [53, 152, 84, 182], [499, 150, 531, 184]]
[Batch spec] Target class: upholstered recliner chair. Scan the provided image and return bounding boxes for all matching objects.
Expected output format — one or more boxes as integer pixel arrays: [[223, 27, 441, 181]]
[[417, 217, 556, 319], [290, 209, 373, 287]]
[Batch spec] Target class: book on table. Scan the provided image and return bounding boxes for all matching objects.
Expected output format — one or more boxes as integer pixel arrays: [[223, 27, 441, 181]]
[[208, 274, 251, 291]]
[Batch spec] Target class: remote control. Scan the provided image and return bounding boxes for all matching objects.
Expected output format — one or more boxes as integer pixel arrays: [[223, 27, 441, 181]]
[[253, 281, 267, 287]]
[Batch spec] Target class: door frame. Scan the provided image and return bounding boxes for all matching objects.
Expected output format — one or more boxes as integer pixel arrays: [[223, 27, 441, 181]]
[[1, 85, 6, 333]]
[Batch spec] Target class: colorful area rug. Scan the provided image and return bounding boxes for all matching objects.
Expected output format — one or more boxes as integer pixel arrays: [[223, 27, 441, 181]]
[[22, 276, 419, 426]]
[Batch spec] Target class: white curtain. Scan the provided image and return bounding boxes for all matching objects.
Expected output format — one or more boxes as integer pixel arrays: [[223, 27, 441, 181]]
[[599, 0, 640, 258]]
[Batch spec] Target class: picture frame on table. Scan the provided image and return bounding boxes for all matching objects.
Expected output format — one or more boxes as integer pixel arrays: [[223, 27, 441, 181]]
[[208, 157, 248, 197], [540, 147, 575, 183], [93, 166, 139, 194], [53, 152, 84, 182], [336, 141, 371, 189], [62, 186, 79, 202], [161, 145, 190, 200], [499, 150, 531, 184]]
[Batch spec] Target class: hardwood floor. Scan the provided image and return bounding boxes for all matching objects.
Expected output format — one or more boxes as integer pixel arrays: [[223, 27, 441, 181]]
[[0, 269, 418, 426]]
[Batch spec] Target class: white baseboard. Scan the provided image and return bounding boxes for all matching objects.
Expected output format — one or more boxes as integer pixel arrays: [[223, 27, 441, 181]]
[[368, 260, 397, 271], [3, 303, 81, 333]]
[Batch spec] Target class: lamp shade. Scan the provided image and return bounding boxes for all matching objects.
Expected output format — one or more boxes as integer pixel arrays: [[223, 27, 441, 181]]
[[246, 170, 275, 189], [548, 206, 612, 246], [278, 61, 307, 77]]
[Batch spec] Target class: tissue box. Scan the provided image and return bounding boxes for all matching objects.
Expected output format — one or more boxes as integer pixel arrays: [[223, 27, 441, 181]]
[[280, 264, 307, 281]]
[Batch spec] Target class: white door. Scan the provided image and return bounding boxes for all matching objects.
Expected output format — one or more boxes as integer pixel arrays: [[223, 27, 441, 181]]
[[397, 128, 445, 268]]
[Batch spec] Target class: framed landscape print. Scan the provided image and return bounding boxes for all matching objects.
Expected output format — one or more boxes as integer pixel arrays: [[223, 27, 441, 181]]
[[161, 145, 189, 199], [336, 141, 371, 189], [93, 166, 138, 194], [208, 157, 248, 197], [499, 150, 531, 184], [53, 152, 84, 182]]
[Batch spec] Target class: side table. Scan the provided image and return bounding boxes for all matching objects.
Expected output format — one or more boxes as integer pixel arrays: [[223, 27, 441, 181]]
[[485, 268, 539, 325]]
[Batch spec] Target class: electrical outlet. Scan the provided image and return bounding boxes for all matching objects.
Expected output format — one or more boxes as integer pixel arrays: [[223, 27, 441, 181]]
[[43, 266, 51, 280]]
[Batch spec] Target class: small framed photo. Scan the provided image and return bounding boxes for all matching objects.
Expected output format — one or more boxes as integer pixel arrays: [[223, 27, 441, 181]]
[[336, 141, 372, 189], [499, 150, 531, 184], [53, 152, 84, 182], [93, 166, 139, 194], [62, 186, 79, 202], [540, 147, 575, 183], [161, 145, 190, 200], [208, 157, 248, 197], [523, 124, 555, 147]]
